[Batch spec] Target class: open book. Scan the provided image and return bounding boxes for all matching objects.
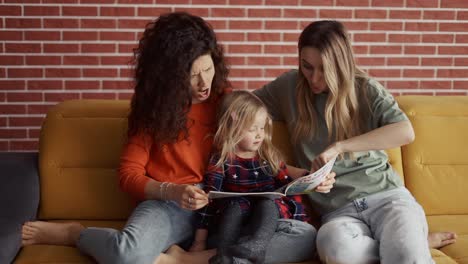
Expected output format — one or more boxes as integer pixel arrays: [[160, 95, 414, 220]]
[[208, 157, 336, 199]]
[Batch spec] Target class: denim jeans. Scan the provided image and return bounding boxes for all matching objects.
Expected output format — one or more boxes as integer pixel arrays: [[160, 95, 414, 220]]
[[316, 187, 433, 264], [77, 199, 317, 264]]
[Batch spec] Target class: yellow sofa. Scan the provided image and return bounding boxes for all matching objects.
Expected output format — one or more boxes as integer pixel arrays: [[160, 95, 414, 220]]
[[14, 96, 468, 263]]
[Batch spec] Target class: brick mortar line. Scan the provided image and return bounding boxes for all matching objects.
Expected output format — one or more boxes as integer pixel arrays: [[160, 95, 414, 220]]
[[5, 4, 468, 10], [3, 16, 468, 21], [4, 40, 468, 44]]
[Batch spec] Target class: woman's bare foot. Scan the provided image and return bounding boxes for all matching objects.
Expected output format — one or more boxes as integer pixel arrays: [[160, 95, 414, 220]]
[[22, 221, 84, 247], [428, 232, 457, 249]]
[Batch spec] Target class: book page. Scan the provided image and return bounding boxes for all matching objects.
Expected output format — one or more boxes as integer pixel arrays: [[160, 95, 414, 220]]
[[284, 157, 336, 195]]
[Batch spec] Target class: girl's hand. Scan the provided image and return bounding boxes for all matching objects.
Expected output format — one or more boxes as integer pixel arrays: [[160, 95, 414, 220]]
[[169, 184, 208, 210], [189, 240, 206, 252], [315, 171, 336, 193]]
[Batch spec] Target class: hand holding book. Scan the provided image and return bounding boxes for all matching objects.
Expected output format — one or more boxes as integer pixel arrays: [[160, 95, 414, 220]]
[[283, 156, 337, 195]]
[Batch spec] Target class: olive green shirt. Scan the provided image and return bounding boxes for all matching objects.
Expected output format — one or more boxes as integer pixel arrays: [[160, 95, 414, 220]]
[[254, 70, 407, 215]]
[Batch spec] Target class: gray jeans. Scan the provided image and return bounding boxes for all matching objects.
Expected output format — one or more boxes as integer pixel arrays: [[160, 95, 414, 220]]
[[77, 199, 316, 264], [316, 187, 433, 264]]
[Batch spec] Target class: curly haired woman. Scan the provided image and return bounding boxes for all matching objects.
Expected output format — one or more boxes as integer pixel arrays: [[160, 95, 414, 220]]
[[20, 12, 321, 264]]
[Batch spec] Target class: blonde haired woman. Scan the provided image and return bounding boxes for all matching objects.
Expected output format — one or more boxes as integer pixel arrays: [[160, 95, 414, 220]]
[[191, 90, 312, 263], [254, 20, 455, 263]]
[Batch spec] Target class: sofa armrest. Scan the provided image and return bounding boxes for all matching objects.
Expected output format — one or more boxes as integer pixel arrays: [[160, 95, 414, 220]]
[[0, 152, 39, 263]]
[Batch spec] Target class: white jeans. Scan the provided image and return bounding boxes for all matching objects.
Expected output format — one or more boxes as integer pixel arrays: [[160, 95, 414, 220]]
[[316, 187, 433, 264]]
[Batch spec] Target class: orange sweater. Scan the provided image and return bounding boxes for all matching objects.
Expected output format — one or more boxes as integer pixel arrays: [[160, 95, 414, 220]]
[[118, 101, 217, 201]]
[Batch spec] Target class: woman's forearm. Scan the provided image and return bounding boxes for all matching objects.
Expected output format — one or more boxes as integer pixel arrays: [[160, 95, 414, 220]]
[[337, 120, 415, 153]]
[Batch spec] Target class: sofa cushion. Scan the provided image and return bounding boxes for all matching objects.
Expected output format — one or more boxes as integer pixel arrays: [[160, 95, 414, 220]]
[[38, 100, 134, 220], [430, 249, 459, 264], [27, 97, 466, 264], [15, 245, 94, 264], [398, 96, 468, 216], [0, 152, 39, 264]]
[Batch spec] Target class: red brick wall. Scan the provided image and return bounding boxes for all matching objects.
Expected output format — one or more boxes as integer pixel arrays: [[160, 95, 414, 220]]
[[1, 0, 467, 151]]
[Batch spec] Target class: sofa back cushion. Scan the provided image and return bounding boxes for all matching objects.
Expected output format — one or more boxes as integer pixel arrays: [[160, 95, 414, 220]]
[[39, 100, 134, 220], [397, 96, 468, 215], [38, 99, 405, 220]]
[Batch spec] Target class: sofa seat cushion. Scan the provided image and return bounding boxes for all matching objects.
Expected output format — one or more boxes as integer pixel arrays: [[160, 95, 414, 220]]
[[14, 220, 459, 264], [15, 245, 94, 264], [15, 219, 322, 264], [15, 246, 321, 264], [13, 245, 458, 264], [431, 249, 459, 264], [428, 215, 468, 263]]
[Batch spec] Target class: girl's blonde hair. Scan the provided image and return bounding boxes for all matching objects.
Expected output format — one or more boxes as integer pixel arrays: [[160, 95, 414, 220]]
[[214, 90, 283, 174], [294, 20, 370, 145]]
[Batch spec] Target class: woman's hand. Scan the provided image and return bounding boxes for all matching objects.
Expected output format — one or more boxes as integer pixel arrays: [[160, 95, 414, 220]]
[[310, 142, 342, 172], [310, 142, 340, 194], [315, 171, 336, 193], [169, 184, 208, 210]]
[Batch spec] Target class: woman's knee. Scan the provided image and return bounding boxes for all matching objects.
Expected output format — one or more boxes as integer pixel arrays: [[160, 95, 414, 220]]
[[264, 220, 317, 263], [103, 202, 173, 263], [101, 230, 167, 264], [317, 220, 378, 264], [277, 219, 317, 237]]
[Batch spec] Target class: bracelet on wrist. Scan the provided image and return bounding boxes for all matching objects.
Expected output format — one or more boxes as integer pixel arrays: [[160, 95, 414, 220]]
[[160, 182, 168, 201], [166, 183, 173, 201]]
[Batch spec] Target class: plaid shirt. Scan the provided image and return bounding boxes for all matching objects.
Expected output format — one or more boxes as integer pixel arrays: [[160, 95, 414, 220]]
[[197, 154, 309, 229]]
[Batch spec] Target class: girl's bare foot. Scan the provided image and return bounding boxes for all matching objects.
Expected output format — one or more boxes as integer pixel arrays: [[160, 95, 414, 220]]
[[153, 245, 187, 264], [165, 244, 186, 257], [164, 244, 216, 264], [153, 253, 180, 264], [22, 221, 84, 246], [428, 232, 457, 249]]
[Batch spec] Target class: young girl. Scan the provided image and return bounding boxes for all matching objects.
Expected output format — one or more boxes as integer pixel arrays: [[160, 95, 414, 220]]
[[191, 90, 309, 264]]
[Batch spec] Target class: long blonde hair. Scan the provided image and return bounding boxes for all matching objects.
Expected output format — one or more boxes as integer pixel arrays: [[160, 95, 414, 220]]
[[294, 20, 370, 145], [214, 90, 283, 174]]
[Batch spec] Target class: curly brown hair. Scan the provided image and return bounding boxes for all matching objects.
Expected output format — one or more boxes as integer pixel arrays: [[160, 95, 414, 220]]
[[128, 12, 230, 145]]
